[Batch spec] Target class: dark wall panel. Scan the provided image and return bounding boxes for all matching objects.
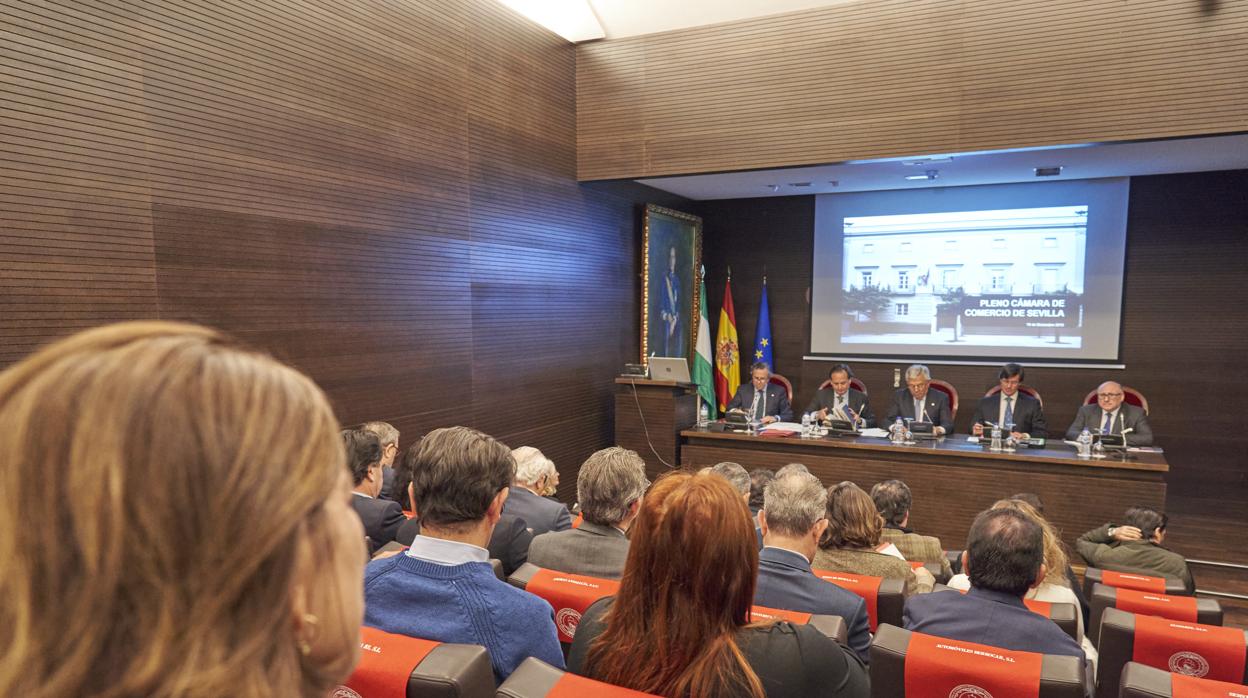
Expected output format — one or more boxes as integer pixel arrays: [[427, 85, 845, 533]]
[[699, 170, 1248, 503], [0, 0, 682, 500]]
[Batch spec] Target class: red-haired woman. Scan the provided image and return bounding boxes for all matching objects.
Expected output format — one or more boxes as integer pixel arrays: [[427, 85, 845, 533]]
[[567, 471, 868, 698]]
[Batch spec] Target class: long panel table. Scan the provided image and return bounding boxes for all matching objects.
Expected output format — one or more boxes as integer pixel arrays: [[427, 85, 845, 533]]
[[681, 429, 1168, 553]]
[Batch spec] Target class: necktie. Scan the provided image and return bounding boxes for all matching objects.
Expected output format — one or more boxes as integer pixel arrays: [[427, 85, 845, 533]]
[[1102, 411, 1113, 434], [754, 389, 765, 421], [836, 395, 847, 419], [915, 398, 923, 422], [1004, 396, 1013, 427]]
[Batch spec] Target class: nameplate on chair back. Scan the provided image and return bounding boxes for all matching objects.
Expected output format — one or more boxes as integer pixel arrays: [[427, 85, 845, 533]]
[[1133, 615, 1247, 682], [1117, 589, 1199, 623], [1022, 599, 1053, 615], [750, 605, 813, 624], [814, 569, 882, 631], [547, 672, 659, 697], [1171, 673, 1248, 698], [1102, 570, 1167, 594], [526, 568, 620, 643], [342, 626, 440, 698], [904, 632, 1044, 698]]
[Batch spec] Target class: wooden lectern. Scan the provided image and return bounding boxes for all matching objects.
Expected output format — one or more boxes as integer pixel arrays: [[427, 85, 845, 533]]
[[614, 377, 697, 479]]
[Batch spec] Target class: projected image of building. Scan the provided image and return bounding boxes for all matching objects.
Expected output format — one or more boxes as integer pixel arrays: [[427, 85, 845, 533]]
[[840, 206, 1088, 347]]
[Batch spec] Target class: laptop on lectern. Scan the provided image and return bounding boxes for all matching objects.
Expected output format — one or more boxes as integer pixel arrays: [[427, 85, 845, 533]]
[[648, 357, 691, 383]]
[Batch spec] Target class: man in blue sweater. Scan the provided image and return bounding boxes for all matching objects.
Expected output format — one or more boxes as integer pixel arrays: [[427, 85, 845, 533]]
[[363, 426, 564, 682]]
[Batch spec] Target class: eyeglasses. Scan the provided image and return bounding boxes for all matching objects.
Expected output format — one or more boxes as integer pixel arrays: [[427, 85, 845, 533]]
[[1098, 392, 1123, 398]]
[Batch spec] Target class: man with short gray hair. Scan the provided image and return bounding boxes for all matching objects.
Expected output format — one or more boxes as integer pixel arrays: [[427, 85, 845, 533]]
[[362, 421, 401, 501], [526, 446, 649, 579], [710, 461, 750, 500], [883, 363, 953, 434], [503, 446, 571, 536], [754, 472, 871, 662]]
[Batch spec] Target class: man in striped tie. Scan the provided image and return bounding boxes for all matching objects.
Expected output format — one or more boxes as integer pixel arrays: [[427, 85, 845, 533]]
[[1064, 380, 1154, 446], [970, 363, 1047, 440]]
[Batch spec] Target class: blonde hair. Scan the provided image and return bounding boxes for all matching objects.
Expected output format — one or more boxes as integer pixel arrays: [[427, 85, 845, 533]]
[[992, 498, 1070, 587], [0, 322, 357, 697]]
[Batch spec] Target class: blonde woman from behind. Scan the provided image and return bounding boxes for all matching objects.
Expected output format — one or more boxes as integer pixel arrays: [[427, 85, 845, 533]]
[[0, 322, 367, 697]]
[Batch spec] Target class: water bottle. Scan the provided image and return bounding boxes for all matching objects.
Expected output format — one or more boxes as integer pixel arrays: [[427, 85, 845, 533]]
[[989, 422, 1003, 452], [697, 402, 709, 429], [1077, 428, 1093, 457], [801, 412, 812, 438], [890, 417, 905, 444]]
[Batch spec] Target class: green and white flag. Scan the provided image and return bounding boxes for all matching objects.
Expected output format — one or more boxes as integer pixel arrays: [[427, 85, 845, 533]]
[[693, 267, 717, 418]]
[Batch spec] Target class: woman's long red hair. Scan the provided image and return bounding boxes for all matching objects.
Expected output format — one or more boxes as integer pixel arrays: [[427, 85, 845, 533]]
[[585, 471, 766, 697]]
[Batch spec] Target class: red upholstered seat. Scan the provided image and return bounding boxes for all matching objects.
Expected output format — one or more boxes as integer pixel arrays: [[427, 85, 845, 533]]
[[769, 373, 793, 402], [869, 624, 1086, 698], [928, 379, 959, 419], [1094, 607, 1247, 698], [1083, 385, 1150, 415], [497, 657, 660, 697], [930, 584, 1080, 642], [338, 626, 493, 698], [813, 568, 905, 632], [1120, 661, 1248, 698], [1089, 583, 1223, 644], [819, 377, 869, 395], [750, 605, 849, 644], [507, 563, 620, 645], [984, 383, 1043, 408], [1083, 567, 1190, 599]]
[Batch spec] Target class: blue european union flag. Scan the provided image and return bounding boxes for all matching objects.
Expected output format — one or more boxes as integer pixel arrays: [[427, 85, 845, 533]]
[[754, 279, 773, 370]]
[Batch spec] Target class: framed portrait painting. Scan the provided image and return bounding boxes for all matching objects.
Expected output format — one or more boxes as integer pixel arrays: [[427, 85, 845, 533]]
[[642, 204, 702, 366]]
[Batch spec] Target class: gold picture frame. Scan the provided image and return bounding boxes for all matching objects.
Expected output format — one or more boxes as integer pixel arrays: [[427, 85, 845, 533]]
[[641, 204, 703, 367]]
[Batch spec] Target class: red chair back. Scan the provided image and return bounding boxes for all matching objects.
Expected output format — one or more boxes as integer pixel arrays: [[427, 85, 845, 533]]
[[984, 383, 1043, 408], [1089, 583, 1223, 643], [869, 625, 1085, 698], [1096, 608, 1248, 698], [1083, 385, 1150, 415], [1120, 661, 1248, 698], [507, 563, 619, 644], [927, 379, 959, 418], [340, 626, 493, 698], [813, 568, 907, 632], [1083, 567, 1190, 599], [769, 373, 793, 402]]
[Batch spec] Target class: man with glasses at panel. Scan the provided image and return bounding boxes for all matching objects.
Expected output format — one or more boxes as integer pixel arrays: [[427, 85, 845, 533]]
[[970, 363, 1047, 440], [1064, 380, 1153, 446]]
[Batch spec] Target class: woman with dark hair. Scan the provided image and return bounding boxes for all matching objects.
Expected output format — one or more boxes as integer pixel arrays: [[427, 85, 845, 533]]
[[813, 481, 930, 595], [567, 471, 868, 698]]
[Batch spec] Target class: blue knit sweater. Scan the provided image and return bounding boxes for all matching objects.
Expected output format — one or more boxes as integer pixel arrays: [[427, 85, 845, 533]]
[[363, 553, 564, 681]]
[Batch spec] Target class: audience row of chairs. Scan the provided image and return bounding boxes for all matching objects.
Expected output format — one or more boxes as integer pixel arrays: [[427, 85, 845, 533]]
[[765, 374, 1151, 417], [339, 560, 1243, 698]]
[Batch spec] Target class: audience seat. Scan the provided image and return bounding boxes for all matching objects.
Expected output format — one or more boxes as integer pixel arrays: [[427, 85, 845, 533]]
[[945, 549, 963, 576], [1094, 607, 1247, 698], [931, 585, 1080, 642], [339, 626, 494, 698], [1082, 386, 1150, 415], [750, 605, 849, 644], [984, 383, 1043, 408], [819, 377, 869, 395], [909, 559, 949, 585], [869, 624, 1086, 698], [928, 379, 959, 420], [1083, 567, 1190, 599], [814, 568, 906, 631], [1120, 661, 1248, 698], [769, 373, 793, 403], [496, 657, 659, 697], [1089, 584, 1223, 642]]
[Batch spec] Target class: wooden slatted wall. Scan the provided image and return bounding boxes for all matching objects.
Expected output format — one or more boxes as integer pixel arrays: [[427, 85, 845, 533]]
[[577, 0, 1248, 180], [0, 0, 674, 497]]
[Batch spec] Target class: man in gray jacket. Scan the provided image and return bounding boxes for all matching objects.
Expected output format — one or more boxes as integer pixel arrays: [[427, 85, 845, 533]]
[[527, 446, 649, 579]]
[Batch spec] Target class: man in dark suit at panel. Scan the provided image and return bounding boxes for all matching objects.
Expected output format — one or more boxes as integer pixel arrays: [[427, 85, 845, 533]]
[[804, 363, 876, 428], [502, 446, 572, 536], [344, 428, 405, 549], [754, 471, 872, 663], [726, 361, 793, 424], [903, 508, 1084, 659], [527, 446, 649, 580], [1064, 381, 1153, 446], [970, 363, 1047, 439], [883, 364, 953, 434]]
